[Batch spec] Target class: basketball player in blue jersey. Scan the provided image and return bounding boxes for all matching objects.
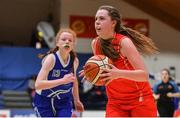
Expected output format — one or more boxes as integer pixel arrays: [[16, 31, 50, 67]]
[[33, 28, 84, 117]]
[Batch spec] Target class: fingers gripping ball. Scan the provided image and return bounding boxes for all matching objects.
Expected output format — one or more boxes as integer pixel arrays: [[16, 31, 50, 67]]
[[83, 55, 113, 86]]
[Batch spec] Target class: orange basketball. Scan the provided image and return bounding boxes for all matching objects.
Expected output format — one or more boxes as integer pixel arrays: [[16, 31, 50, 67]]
[[83, 55, 113, 86]]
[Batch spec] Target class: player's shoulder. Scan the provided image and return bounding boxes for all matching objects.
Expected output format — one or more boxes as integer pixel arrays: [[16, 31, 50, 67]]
[[120, 36, 131, 43], [169, 80, 177, 86], [115, 33, 126, 39], [113, 33, 129, 45], [154, 80, 162, 86], [40, 53, 56, 71], [120, 36, 135, 50], [92, 37, 98, 44], [42, 53, 55, 65], [74, 57, 79, 65]]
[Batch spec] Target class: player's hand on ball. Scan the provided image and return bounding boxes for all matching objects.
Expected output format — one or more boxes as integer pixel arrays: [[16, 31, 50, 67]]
[[78, 69, 86, 82], [62, 73, 75, 84], [78, 67, 90, 83], [100, 64, 120, 81], [80, 55, 113, 86], [78, 69, 84, 78]]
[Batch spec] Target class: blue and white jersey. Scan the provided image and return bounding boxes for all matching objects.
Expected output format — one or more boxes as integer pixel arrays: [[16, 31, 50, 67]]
[[36, 52, 74, 99]]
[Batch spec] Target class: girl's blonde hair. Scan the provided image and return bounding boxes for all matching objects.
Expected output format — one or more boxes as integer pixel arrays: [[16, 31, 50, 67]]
[[38, 28, 77, 59], [55, 28, 77, 45]]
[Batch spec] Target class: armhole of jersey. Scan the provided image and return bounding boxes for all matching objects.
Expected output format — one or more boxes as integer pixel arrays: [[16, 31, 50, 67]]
[[41, 56, 47, 65], [117, 36, 127, 57], [92, 38, 97, 55], [73, 57, 78, 74], [42, 53, 56, 71], [118, 36, 127, 49], [52, 54, 56, 67]]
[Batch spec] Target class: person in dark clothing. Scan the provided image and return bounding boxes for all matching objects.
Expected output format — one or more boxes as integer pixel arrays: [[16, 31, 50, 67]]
[[153, 68, 179, 117]]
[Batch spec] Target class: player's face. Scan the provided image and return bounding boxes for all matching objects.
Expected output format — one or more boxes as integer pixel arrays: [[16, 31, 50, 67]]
[[161, 70, 169, 83], [95, 9, 116, 39], [56, 32, 75, 52]]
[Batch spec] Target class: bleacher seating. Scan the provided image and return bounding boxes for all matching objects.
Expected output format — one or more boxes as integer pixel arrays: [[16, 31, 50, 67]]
[[2, 90, 32, 108], [0, 93, 4, 108]]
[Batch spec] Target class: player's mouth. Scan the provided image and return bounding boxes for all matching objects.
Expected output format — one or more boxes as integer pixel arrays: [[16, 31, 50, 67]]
[[96, 27, 101, 31], [63, 44, 70, 49], [95, 27, 102, 34]]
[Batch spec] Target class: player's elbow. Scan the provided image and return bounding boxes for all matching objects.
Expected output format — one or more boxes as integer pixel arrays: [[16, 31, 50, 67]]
[[143, 70, 149, 81], [35, 81, 41, 90], [138, 70, 149, 82]]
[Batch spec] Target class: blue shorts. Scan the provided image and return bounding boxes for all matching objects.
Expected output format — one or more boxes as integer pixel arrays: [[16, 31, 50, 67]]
[[33, 93, 73, 117]]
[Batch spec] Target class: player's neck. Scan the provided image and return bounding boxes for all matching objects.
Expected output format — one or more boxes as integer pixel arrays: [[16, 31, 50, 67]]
[[100, 31, 115, 40], [58, 50, 69, 63]]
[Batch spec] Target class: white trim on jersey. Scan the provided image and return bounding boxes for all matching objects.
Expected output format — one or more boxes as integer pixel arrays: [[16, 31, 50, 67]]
[[56, 52, 71, 68], [47, 88, 72, 98]]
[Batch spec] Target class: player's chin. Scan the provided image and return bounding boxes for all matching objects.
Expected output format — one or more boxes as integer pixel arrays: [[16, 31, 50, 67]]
[[96, 30, 101, 36]]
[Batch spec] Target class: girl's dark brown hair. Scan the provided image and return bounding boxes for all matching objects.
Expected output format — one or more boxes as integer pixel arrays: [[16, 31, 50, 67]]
[[161, 68, 173, 80], [162, 68, 170, 75], [38, 28, 77, 61], [98, 5, 159, 59]]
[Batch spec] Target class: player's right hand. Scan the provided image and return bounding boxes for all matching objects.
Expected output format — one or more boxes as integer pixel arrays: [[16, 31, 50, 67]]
[[78, 69, 84, 78], [78, 67, 90, 83], [78, 70, 86, 83], [62, 73, 75, 84]]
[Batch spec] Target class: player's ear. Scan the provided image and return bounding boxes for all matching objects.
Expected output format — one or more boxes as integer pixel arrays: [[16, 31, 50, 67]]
[[112, 20, 117, 28]]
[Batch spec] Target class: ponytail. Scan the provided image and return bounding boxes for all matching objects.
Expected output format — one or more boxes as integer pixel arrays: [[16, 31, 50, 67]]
[[119, 25, 159, 55], [98, 5, 158, 56], [70, 50, 76, 62], [38, 47, 59, 59], [99, 38, 119, 60]]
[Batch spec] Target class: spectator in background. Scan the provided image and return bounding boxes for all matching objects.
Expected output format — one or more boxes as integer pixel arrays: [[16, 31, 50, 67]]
[[153, 68, 180, 117]]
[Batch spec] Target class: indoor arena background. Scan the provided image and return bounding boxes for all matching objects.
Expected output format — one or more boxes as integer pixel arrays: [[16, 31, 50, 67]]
[[0, 0, 180, 117]]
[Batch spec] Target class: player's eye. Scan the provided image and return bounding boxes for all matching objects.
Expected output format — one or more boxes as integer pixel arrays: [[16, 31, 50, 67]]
[[99, 16, 105, 20], [61, 38, 66, 41], [68, 39, 73, 42]]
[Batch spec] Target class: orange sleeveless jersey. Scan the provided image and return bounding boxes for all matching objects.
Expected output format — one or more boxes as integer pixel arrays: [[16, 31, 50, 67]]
[[93, 33, 153, 104]]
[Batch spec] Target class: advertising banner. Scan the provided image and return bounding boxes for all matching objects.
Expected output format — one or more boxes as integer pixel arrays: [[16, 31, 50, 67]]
[[70, 15, 149, 38]]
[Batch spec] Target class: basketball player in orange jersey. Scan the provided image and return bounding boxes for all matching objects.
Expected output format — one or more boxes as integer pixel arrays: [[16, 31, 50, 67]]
[[79, 5, 158, 117]]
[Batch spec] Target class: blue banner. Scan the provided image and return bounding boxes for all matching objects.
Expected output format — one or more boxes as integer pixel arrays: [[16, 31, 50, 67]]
[[0, 46, 92, 90]]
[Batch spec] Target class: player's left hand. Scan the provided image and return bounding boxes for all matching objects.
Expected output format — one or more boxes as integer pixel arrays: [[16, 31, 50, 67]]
[[74, 100, 84, 112], [99, 64, 120, 82]]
